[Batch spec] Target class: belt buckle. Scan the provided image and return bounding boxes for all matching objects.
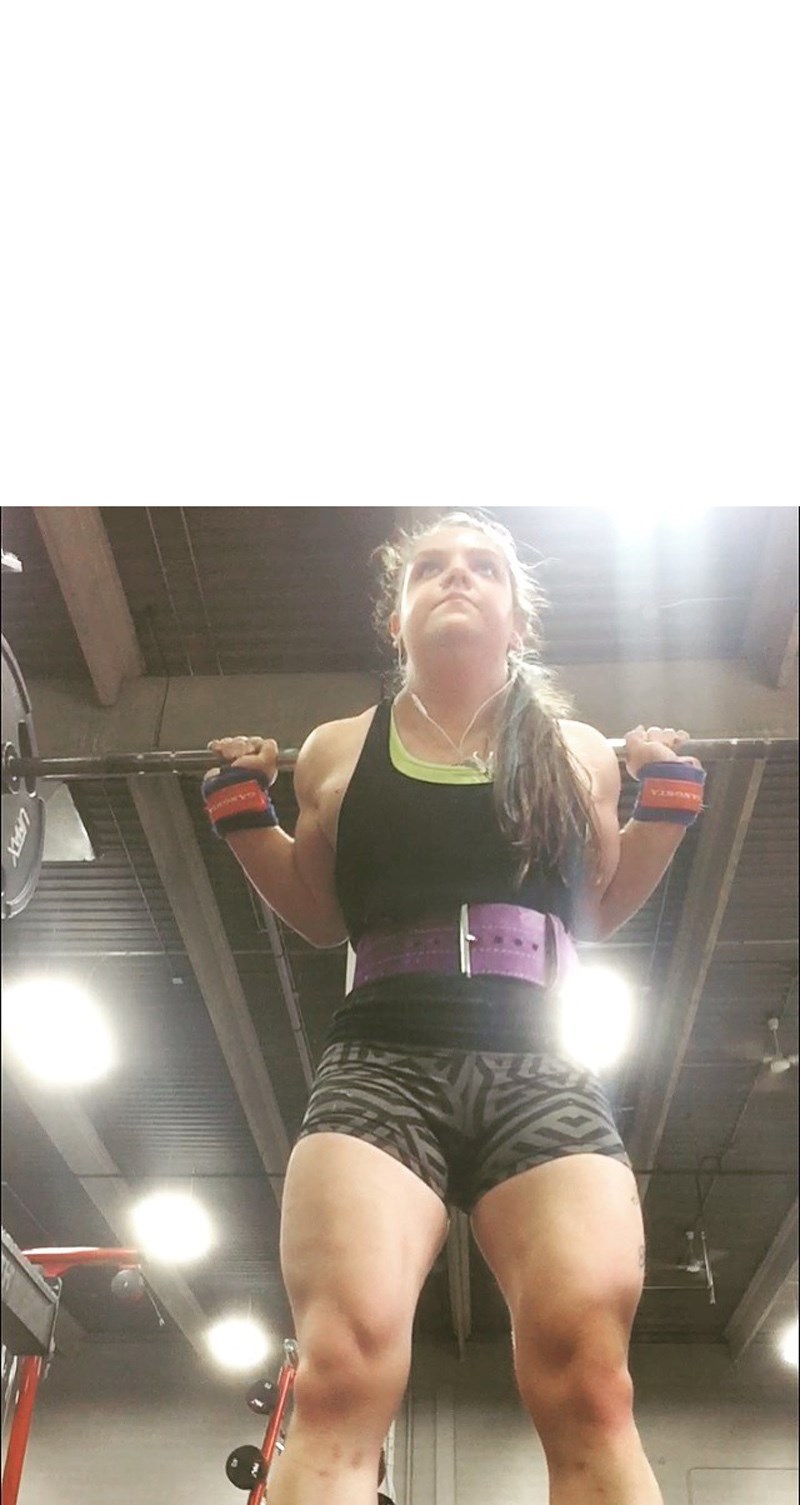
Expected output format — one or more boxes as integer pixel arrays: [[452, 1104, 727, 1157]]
[[458, 903, 477, 978]]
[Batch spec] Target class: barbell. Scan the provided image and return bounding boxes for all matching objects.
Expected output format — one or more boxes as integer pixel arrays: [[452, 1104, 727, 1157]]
[[2, 633, 796, 921]]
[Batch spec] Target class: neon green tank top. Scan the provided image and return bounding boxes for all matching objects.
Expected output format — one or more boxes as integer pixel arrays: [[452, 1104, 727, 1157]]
[[389, 706, 492, 786]]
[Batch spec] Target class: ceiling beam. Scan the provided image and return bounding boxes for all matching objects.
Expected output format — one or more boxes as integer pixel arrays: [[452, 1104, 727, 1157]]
[[725, 1202, 798, 1362], [25, 658, 798, 767], [579, 939, 799, 964], [743, 508, 799, 689], [27, 672, 382, 762], [394, 507, 443, 534], [4, 512, 211, 1354], [258, 901, 315, 1091], [30, 508, 293, 1213], [33, 507, 145, 705], [5, 1057, 208, 1355], [128, 776, 292, 1210], [628, 757, 766, 1200]]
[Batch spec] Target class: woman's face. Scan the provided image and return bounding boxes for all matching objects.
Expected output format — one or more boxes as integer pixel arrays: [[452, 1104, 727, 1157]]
[[390, 526, 520, 665]]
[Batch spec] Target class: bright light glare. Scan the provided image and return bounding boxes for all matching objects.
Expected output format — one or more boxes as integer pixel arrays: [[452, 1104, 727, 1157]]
[[206, 1316, 271, 1372], [601, 504, 708, 534], [130, 1191, 214, 1264], [779, 1319, 798, 1368], [559, 965, 635, 1073], [2, 977, 114, 1084]]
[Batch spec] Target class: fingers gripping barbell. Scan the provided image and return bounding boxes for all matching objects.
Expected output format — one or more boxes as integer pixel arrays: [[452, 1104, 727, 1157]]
[[1, 633, 796, 921]]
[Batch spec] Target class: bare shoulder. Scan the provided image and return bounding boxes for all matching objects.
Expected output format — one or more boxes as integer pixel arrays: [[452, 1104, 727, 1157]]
[[559, 719, 619, 796], [560, 718, 615, 757], [295, 707, 378, 799]]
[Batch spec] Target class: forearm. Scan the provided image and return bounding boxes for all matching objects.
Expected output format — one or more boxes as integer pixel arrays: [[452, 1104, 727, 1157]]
[[594, 819, 687, 940], [225, 827, 347, 948]]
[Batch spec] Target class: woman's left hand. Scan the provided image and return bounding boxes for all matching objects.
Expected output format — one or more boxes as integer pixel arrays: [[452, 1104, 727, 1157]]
[[624, 725, 704, 780]]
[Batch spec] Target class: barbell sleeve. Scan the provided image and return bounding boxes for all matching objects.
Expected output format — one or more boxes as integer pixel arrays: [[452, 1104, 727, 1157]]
[[2, 737, 797, 784]]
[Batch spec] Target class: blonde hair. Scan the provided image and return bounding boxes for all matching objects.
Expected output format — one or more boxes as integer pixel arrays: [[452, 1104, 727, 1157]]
[[372, 509, 598, 884]]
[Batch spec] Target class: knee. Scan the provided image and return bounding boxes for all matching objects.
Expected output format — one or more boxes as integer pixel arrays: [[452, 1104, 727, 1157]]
[[522, 1350, 634, 1441], [293, 1312, 411, 1421], [559, 1355, 634, 1436], [515, 1311, 635, 1442]]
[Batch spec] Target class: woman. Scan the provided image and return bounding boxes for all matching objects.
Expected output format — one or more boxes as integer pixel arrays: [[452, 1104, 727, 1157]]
[[204, 511, 706, 1505]]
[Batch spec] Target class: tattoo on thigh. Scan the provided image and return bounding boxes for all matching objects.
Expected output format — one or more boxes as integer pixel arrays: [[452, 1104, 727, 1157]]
[[638, 1243, 646, 1270]]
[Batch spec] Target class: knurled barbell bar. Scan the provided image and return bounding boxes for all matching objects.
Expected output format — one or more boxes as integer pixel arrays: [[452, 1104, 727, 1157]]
[[2, 748, 302, 782], [2, 632, 797, 921], [4, 733, 797, 785]]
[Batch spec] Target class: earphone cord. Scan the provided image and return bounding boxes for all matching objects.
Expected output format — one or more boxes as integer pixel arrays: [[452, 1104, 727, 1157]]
[[409, 677, 512, 765]]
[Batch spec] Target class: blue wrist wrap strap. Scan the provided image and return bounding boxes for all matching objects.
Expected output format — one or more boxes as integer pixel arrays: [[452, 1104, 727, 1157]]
[[632, 761, 707, 827], [202, 766, 281, 840]]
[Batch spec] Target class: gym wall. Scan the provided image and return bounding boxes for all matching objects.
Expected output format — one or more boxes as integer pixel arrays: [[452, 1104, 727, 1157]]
[[18, 1336, 798, 1504], [400, 1337, 798, 1504]]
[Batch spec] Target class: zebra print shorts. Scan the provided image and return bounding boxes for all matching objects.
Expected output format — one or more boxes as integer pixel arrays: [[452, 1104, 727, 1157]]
[[296, 1040, 630, 1214]]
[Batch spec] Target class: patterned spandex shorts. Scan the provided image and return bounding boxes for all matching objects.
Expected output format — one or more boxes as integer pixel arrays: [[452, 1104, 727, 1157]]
[[297, 1041, 630, 1214]]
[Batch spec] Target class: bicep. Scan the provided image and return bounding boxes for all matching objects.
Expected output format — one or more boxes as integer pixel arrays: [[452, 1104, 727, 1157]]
[[293, 803, 340, 913], [563, 726, 621, 884], [292, 731, 349, 942], [573, 733, 622, 906], [589, 790, 622, 896]]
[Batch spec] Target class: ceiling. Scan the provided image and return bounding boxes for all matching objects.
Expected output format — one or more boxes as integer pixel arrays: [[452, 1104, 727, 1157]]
[[1, 504, 797, 1368], [0, 505, 777, 680]]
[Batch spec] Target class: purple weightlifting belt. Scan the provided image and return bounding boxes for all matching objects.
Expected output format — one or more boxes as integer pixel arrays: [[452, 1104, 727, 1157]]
[[352, 904, 579, 989]]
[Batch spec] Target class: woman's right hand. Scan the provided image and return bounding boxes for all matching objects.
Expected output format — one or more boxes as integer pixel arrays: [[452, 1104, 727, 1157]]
[[206, 736, 279, 785]]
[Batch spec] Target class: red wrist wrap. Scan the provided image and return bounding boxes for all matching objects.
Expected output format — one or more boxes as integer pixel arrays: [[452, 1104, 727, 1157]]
[[637, 777, 705, 815], [204, 780, 271, 823]]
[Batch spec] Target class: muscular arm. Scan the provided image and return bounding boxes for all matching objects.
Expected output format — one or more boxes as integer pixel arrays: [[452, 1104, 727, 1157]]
[[592, 820, 686, 941], [569, 726, 688, 942], [224, 727, 349, 949]]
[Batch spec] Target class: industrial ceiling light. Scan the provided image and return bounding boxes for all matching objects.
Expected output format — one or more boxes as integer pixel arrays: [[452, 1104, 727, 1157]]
[[130, 1190, 214, 1264], [682, 1231, 704, 1275], [206, 1316, 272, 1372], [559, 965, 634, 1073], [762, 1017, 799, 1075], [2, 976, 114, 1085]]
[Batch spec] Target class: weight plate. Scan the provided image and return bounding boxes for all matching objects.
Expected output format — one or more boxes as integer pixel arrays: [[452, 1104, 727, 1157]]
[[1, 636, 45, 920], [246, 1377, 276, 1415], [225, 1443, 267, 1490]]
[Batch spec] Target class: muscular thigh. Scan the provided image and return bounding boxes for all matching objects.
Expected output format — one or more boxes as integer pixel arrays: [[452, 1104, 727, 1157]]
[[466, 1050, 630, 1211], [281, 1130, 450, 1353], [470, 1154, 645, 1341]]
